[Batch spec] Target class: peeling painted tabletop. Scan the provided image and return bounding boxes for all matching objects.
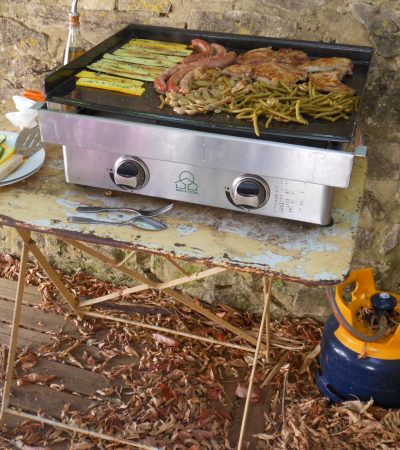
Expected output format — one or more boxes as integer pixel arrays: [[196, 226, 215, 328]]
[[0, 101, 367, 285]]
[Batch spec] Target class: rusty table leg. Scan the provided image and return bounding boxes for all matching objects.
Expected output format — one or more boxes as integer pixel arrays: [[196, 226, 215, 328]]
[[264, 277, 272, 364], [237, 276, 272, 450], [0, 232, 30, 425], [17, 229, 82, 318]]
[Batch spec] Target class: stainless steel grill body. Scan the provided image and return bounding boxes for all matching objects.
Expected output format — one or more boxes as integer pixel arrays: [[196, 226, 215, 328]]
[[38, 24, 372, 225], [39, 108, 361, 225]]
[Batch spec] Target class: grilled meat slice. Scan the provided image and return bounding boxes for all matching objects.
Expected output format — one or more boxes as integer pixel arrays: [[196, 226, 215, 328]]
[[236, 47, 310, 65], [222, 63, 255, 78], [223, 59, 308, 85], [274, 48, 310, 65], [236, 47, 276, 64], [252, 61, 308, 85], [224, 47, 310, 84], [301, 57, 353, 75], [309, 71, 356, 95]]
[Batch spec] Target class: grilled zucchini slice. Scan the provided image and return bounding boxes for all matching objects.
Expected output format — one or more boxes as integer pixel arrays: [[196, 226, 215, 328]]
[[76, 77, 145, 96], [75, 70, 144, 86]]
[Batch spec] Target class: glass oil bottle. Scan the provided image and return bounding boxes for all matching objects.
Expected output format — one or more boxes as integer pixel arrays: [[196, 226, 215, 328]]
[[63, 0, 85, 65]]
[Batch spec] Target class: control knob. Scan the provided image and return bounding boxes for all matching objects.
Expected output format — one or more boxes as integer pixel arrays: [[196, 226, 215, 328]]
[[230, 175, 269, 209], [113, 157, 149, 190]]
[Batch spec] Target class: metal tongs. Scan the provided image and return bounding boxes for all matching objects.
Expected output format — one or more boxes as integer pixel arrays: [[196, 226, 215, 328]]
[[68, 203, 173, 231]]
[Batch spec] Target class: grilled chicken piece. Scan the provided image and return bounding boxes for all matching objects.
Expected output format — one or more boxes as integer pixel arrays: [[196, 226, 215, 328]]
[[309, 71, 356, 95], [274, 48, 310, 65], [236, 47, 276, 64], [223, 60, 307, 85], [301, 57, 353, 75], [222, 63, 254, 78], [252, 61, 308, 85], [224, 47, 310, 84], [236, 47, 310, 65]]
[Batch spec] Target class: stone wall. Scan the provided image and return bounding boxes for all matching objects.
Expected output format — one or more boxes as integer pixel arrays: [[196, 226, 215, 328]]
[[0, 0, 399, 320]]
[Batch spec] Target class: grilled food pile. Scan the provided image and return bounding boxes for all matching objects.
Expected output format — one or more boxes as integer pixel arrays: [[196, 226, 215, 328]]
[[161, 77, 360, 136], [76, 37, 360, 135], [156, 39, 360, 135]]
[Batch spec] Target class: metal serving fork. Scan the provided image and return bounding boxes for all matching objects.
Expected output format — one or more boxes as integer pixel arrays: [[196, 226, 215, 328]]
[[76, 203, 173, 217], [67, 215, 167, 231]]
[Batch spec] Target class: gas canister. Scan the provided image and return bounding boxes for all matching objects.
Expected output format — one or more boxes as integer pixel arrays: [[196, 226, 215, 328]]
[[316, 268, 400, 408]]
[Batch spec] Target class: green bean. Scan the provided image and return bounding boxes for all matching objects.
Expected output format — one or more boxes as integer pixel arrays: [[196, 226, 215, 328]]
[[159, 95, 166, 110], [236, 112, 255, 120], [312, 109, 344, 119], [254, 83, 288, 94], [229, 107, 254, 114], [302, 106, 344, 113], [260, 103, 301, 122], [320, 114, 344, 122], [280, 82, 296, 94], [222, 77, 231, 89], [192, 80, 213, 88], [311, 84, 316, 97], [294, 99, 300, 116], [266, 115, 273, 128], [252, 110, 261, 137], [279, 105, 293, 114], [275, 95, 305, 101]]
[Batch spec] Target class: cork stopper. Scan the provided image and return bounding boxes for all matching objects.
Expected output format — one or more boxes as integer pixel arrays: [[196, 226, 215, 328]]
[[68, 13, 80, 26]]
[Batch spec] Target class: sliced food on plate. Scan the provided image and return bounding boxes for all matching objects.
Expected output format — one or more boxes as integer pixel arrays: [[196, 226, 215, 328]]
[[0, 154, 23, 181], [0, 134, 15, 163], [0, 132, 45, 184], [0, 134, 23, 181]]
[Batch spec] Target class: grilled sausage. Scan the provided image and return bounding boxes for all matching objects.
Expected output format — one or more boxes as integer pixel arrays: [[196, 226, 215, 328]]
[[154, 64, 181, 93], [155, 39, 215, 93], [168, 51, 237, 93], [182, 39, 213, 63]]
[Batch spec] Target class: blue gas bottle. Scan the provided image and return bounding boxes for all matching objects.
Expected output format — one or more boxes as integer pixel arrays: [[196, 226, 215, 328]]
[[317, 268, 400, 408]]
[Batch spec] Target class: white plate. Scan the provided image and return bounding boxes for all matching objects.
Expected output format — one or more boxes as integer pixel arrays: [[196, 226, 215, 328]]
[[0, 131, 45, 187]]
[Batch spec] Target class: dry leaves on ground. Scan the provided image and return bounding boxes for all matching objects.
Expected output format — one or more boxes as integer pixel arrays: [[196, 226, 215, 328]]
[[0, 256, 399, 449]]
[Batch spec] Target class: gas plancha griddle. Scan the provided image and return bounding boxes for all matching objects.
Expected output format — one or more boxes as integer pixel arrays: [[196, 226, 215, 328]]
[[38, 24, 373, 225]]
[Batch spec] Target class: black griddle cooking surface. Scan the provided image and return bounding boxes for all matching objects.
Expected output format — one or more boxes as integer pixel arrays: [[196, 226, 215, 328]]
[[44, 24, 373, 143]]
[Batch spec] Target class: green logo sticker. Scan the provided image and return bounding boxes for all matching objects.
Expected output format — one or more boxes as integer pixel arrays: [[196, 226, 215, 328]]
[[175, 171, 199, 195]]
